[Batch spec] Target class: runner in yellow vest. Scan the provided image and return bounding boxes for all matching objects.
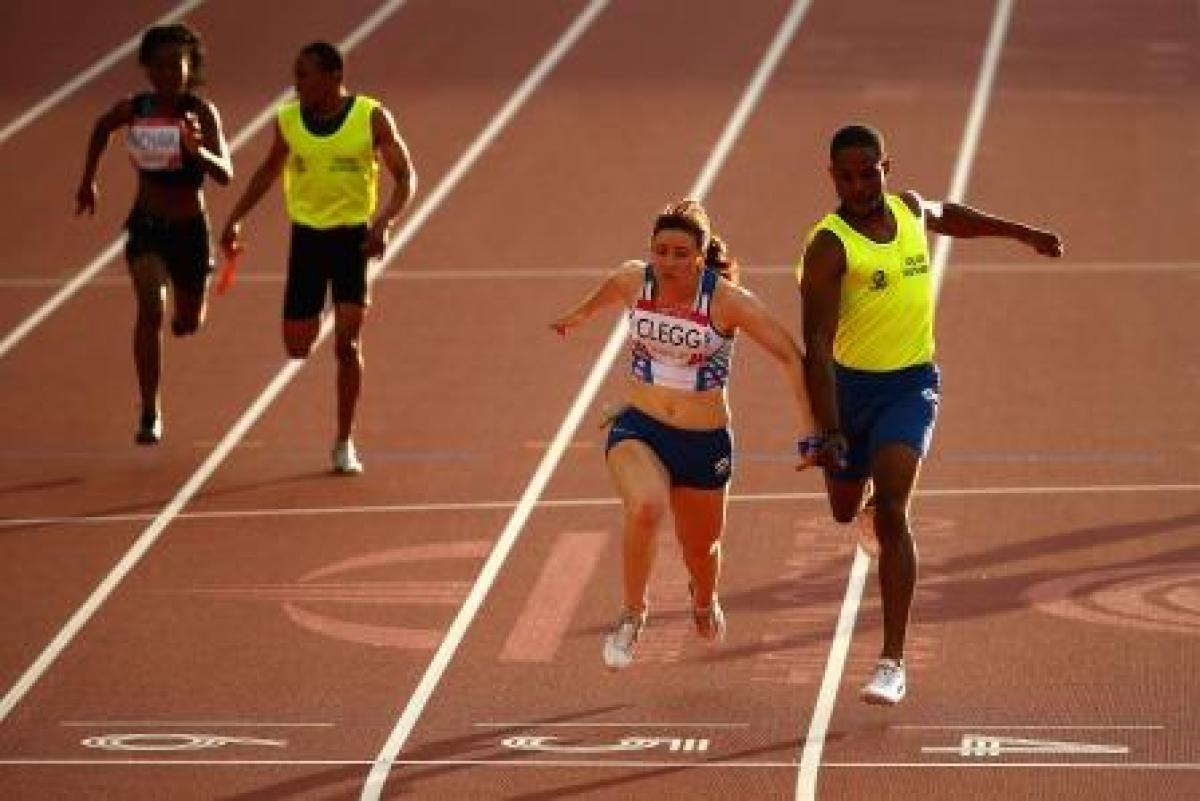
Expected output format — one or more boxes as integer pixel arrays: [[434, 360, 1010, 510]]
[[221, 42, 416, 474], [798, 124, 1062, 705]]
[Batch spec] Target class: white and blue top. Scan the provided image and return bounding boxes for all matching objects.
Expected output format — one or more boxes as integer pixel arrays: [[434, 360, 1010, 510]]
[[628, 264, 734, 391]]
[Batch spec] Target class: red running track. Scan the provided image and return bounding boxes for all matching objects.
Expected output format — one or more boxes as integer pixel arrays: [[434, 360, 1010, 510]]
[[0, 1, 1197, 798]]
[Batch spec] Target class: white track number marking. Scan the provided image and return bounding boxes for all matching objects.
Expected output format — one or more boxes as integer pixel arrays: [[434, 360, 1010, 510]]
[[923, 734, 1130, 758], [81, 733, 286, 751], [502, 735, 710, 754]]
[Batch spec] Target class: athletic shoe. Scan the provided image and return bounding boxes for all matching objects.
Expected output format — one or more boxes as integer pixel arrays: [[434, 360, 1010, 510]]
[[688, 582, 727, 641], [602, 609, 647, 670], [331, 440, 363, 474], [135, 414, 162, 445], [857, 494, 879, 558], [861, 658, 906, 705], [693, 599, 727, 641]]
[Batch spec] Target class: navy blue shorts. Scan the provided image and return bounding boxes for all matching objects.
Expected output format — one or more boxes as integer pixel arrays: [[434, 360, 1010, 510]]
[[284, 223, 369, 320], [605, 406, 733, 490], [828, 362, 941, 481]]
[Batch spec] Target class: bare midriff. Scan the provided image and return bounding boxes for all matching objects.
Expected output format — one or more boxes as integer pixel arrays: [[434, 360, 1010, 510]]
[[626, 379, 728, 430]]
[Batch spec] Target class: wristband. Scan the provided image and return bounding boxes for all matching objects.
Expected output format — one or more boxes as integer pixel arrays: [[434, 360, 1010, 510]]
[[798, 433, 824, 461]]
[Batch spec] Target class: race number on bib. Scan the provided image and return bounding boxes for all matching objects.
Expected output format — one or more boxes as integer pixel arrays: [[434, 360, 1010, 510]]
[[127, 118, 183, 170]]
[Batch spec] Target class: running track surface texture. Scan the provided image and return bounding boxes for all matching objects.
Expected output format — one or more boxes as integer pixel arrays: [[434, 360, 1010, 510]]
[[0, 1, 1197, 799]]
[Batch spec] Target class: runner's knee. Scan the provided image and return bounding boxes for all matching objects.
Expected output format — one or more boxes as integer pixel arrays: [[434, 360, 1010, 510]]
[[171, 293, 206, 337], [831, 504, 858, 525], [625, 496, 667, 531], [873, 495, 911, 539], [172, 318, 199, 337], [680, 534, 720, 561], [827, 480, 870, 523], [286, 341, 313, 359], [284, 333, 315, 359], [171, 309, 203, 337], [283, 321, 318, 358]]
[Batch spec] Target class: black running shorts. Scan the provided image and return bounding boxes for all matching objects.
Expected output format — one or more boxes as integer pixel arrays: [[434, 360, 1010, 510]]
[[124, 207, 213, 293], [284, 222, 369, 320]]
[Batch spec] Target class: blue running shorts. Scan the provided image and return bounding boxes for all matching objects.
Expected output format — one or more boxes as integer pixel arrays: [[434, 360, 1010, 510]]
[[828, 362, 941, 481], [605, 406, 733, 489]]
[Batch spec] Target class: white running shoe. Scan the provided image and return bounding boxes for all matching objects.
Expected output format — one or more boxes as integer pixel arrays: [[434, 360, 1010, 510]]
[[856, 494, 879, 558], [688, 582, 727, 641], [861, 658, 906, 705], [693, 599, 727, 642], [602, 609, 647, 670], [331, 440, 364, 474]]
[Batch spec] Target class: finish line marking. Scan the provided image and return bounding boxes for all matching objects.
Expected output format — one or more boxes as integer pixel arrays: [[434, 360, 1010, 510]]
[[1, 758, 1198, 769], [922, 735, 1130, 757]]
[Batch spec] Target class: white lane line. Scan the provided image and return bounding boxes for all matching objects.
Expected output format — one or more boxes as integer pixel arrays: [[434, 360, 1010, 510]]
[[796, 1, 1016, 799], [61, 721, 333, 728], [2, 259, 1190, 287], [893, 725, 1165, 730], [796, 548, 869, 796], [938, 261, 1200, 275], [358, 2, 816, 798], [0, 0, 574, 725], [2, 482, 1196, 529], [0, 0, 407, 361], [474, 722, 751, 729], [1, 759, 1198, 769], [0, 0, 206, 145], [0, 760, 381, 766], [931, 0, 1016, 299], [827, 763, 1198, 769]]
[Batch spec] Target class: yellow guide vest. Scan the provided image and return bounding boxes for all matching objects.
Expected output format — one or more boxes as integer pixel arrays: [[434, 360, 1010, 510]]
[[801, 193, 935, 371], [278, 95, 379, 228]]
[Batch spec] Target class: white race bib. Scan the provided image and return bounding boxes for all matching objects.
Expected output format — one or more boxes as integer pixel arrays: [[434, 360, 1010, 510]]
[[127, 118, 182, 170]]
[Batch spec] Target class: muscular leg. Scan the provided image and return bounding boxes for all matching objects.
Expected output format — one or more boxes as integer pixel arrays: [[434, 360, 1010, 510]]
[[282, 227, 321, 360], [669, 486, 727, 608], [606, 440, 671, 613], [283, 316, 320, 359], [868, 442, 923, 660], [824, 473, 871, 524], [170, 283, 208, 337], [332, 302, 365, 443], [128, 254, 168, 419]]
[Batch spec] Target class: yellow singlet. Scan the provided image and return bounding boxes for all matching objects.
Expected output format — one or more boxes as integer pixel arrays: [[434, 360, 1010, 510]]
[[278, 95, 379, 229], [801, 193, 935, 371]]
